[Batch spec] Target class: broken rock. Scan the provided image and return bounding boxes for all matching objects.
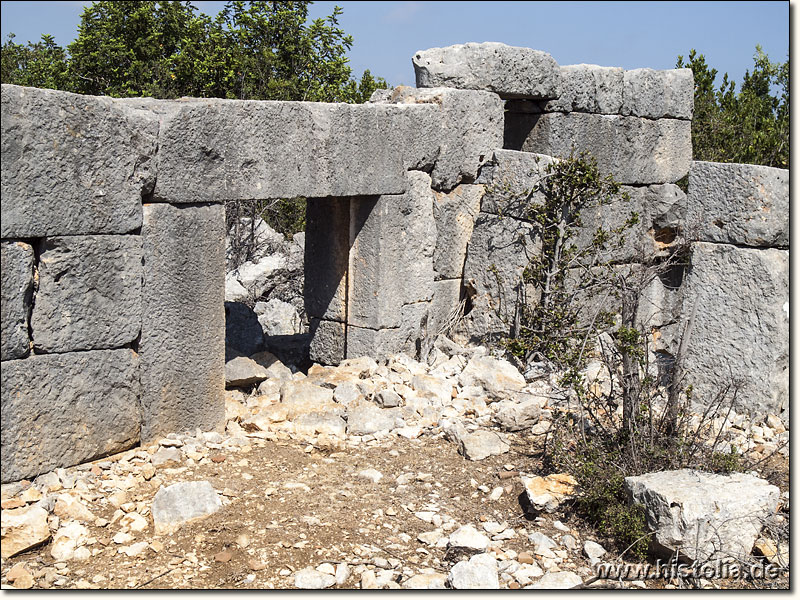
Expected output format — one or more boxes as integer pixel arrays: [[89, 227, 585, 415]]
[[522, 473, 579, 513], [0, 505, 50, 558], [151, 481, 222, 535]]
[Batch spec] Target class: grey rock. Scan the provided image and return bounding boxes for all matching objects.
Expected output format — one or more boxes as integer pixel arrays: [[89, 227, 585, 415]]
[[625, 469, 780, 562], [154, 100, 408, 202], [561, 533, 579, 550], [525, 571, 582, 589], [293, 412, 347, 437], [151, 481, 222, 535], [225, 356, 269, 388], [678, 243, 788, 417], [305, 197, 350, 323], [621, 68, 694, 120], [346, 401, 399, 435], [150, 447, 183, 468], [140, 203, 226, 442], [375, 389, 402, 408], [225, 255, 286, 302], [0, 505, 50, 558], [506, 112, 691, 185], [448, 524, 490, 550], [31, 235, 142, 353], [448, 424, 510, 461], [333, 381, 361, 405], [430, 279, 464, 337], [371, 86, 503, 190], [414, 42, 561, 100], [255, 298, 302, 337], [447, 552, 500, 589], [433, 184, 484, 279], [309, 319, 346, 366], [250, 351, 292, 381], [687, 161, 788, 247], [280, 380, 337, 419], [476, 150, 557, 219], [459, 355, 526, 397], [346, 302, 434, 362], [294, 567, 336, 589], [544, 64, 624, 114], [645, 183, 688, 230], [494, 397, 542, 431], [1, 85, 156, 237], [0, 241, 34, 360], [583, 540, 606, 562], [1, 349, 140, 483]]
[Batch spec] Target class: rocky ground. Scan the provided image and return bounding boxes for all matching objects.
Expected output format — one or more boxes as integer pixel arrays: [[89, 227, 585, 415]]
[[1, 340, 789, 590]]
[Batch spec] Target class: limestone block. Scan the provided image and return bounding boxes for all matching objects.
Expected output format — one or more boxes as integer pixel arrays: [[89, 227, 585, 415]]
[[621, 68, 694, 120], [433, 184, 484, 279], [346, 302, 432, 361], [688, 161, 788, 247], [1, 349, 140, 483], [370, 86, 504, 190], [0, 84, 157, 237], [154, 100, 411, 202], [505, 112, 691, 185], [309, 319, 346, 366], [30, 235, 142, 353], [413, 42, 561, 100], [0, 241, 34, 360], [347, 172, 436, 330], [140, 203, 226, 441], [430, 279, 464, 336], [304, 197, 351, 322], [544, 64, 624, 114], [476, 150, 557, 219], [462, 212, 539, 331], [678, 243, 788, 417]]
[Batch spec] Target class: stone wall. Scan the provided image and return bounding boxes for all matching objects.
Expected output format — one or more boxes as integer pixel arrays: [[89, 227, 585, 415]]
[[0, 43, 789, 482]]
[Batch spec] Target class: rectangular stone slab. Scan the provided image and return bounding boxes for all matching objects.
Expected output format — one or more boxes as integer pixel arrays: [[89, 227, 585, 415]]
[[140, 203, 226, 441], [0, 241, 34, 360], [688, 161, 789, 247], [154, 100, 410, 203], [505, 112, 691, 185], [31, 235, 143, 353], [308, 318, 346, 366], [1, 349, 141, 483], [1, 84, 157, 237]]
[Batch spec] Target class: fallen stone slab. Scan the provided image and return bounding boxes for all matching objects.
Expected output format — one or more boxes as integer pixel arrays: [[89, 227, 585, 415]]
[[225, 356, 270, 388], [0, 505, 50, 558], [414, 42, 561, 100], [0, 240, 34, 360], [625, 469, 780, 562], [448, 424, 510, 461], [687, 161, 788, 247], [151, 481, 222, 535]]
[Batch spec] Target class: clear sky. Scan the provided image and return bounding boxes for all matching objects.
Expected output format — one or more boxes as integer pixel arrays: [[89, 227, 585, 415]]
[[0, 1, 790, 88]]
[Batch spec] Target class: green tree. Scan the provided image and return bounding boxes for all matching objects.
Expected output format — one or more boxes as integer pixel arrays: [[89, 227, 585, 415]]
[[1, 33, 71, 90], [677, 46, 788, 168]]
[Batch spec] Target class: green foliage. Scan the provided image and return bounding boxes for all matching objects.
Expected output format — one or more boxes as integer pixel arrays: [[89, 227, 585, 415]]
[[677, 46, 788, 168], [2, 1, 388, 102]]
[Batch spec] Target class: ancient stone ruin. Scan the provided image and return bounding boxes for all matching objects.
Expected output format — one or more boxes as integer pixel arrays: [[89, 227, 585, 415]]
[[0, 42, 788, 484]]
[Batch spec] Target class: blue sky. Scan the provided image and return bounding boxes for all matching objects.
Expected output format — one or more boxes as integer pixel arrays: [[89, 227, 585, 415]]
[[0, 1, 790, 88]]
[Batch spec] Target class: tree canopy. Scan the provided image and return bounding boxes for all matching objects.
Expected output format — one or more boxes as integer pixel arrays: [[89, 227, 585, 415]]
[[677, 46, 788, 168], [1, 1, 387, 103]]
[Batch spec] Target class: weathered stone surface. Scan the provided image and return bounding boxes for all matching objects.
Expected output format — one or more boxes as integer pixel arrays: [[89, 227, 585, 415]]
[[625, 469, 780, 562], [430, 279, 463, 337], [50, 521, 90, 561], [305, 197, 351, 323], [151, 481, 222, 535], [494, 397, 542, 431], [255, 298, 302, 337], [140, 203, 226, 442], [309, 319, 345, 366], [346, 303, 433, 361], [525, 571, 582, 589], [0, 241, 33, 360], [678, 243, 788, 417], [447, 552, 500, 589], [448, 424, 510, 461], [1, 349, 140, 483], [371, 86, 503, 190], [1, 84, 157, 237], [294, 567, 336, 589], [0, 505, 50, 558], [294, 412, 347, 437], [621, 68, 694, 120], [225, 301, 264, 357], [225, 356, 269, 388], [448, 524, 490, 550], [348, 172, 436, 329], [402, 573, 448, 589], [544, 64, 624, 114], [224, 255, 286, 302], [154, 100, 409, 202], [433, 184, 484, 278], [522, 473, 579, 513], [346, 401, 399, 435], [280, 380, 338, 419], [476, 150, 557, 219], [506, 112, 691, 184], [31, 235, 142, 353], [461, 212, 539, 336], [414, 42, 561, 100], [687, 161, 789, 247], [459, 355, 526, 397]]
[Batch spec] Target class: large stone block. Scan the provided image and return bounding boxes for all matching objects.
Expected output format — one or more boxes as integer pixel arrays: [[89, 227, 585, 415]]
[[305, 197, 352, 322], [0, 85, 157, 237], [678, 242, 788, 417], [621, 68, 694, 120], [309, 319, 346, 366], [369, 86, 504, 191], [433, 184, 484, 279], [413, 42, 561, 100], [687, 161, 789, 247], [1, 349, 140, 483], [154, 100, 413, 202], [544, 64, 624, 114], [346, 303, 432, 361], [476, 150, 557, 219], [505, 112, 691, 184], [30, 235, 142, 353], [0, 241, 34, 360], [140, 203, 226, 441], [347, 172, 436, 330]]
